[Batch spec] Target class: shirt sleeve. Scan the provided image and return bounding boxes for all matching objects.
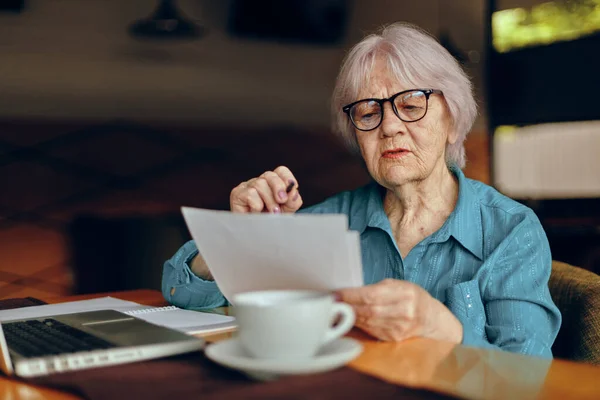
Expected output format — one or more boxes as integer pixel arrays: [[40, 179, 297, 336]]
[[459, 215, 562, 358], [161, 240, 228, 310]]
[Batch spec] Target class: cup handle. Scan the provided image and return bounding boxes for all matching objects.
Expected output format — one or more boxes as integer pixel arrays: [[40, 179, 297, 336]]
[[322, 303, 355, 345]]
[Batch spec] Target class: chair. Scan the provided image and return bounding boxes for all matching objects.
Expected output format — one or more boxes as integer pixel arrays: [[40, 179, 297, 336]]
[[68, 214, 190, 294], [549, 260, 600, 365]]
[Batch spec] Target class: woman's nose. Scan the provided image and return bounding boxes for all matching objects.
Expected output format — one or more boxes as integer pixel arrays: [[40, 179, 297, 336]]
[[380, 102, 406, 137]]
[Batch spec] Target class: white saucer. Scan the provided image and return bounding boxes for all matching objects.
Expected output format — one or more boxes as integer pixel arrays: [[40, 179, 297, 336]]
[[204, 337, 363, 381]]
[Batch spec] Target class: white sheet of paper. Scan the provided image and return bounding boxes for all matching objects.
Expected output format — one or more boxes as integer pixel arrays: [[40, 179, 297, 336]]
[[0, 297, 237, 336], [181, 207, 363, 303], [345, 230, 363, 286], [0, 297, 140, 322], [120, 306, 236, 335]]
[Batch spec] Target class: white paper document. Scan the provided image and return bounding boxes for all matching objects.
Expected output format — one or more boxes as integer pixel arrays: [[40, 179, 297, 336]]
[[181, 207, 364, 303], [0, 297, 236, 335], [122, 306, 236, 335]]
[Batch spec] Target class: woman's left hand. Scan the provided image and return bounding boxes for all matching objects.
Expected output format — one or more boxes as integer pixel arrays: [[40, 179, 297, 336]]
[[335, 279, 463, 343]]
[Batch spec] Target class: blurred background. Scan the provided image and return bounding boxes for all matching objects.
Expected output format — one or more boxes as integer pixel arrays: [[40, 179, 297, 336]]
[[0, 0, 598, 299]]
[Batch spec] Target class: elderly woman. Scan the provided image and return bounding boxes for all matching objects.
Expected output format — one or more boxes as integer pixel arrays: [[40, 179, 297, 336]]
[[162, 22, 561, 357]]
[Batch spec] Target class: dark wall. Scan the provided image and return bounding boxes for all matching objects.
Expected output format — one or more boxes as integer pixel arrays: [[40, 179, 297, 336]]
[[489, 33, 600, 126], [0, 119, 370, 295]]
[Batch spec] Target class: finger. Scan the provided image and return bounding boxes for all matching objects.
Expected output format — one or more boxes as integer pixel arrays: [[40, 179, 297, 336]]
[[336, 279, 405, 306], [260, 171, 289, 205], [272, 166, 302, 212], [357, 325, 409, 342], [351, 305, 415, 342], [273, 166, 299, 192], [230, 183, 252, 213], [353, 303, 417, 334], [244, 187, 265, 212], [250, 177, 281, 213], [352, 303, 404, 325], [282, 190, 303, 213], [231, 180, 266, 213]]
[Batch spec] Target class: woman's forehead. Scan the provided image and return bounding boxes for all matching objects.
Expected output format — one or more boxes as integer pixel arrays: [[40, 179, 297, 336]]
[[355, 56, 414, 99]]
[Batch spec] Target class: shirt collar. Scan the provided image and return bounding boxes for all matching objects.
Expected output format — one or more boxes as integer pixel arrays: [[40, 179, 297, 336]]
[[348, 180, 390, 234], [441, 165, 483, 260], [348, 165, 483, 260]]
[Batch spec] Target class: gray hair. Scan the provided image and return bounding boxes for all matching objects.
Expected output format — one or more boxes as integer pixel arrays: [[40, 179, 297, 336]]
[[331, 22, 477, 169]]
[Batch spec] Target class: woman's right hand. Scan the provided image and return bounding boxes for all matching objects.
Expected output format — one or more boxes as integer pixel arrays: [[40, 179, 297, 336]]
[[230, 166, 303, 213]]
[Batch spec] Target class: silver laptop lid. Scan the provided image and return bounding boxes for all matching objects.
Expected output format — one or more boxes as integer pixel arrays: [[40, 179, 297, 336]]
[[0, 309, 204, 377]]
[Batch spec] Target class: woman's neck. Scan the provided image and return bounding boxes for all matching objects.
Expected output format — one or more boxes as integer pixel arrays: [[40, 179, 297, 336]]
[[383, 164, 459, 233]]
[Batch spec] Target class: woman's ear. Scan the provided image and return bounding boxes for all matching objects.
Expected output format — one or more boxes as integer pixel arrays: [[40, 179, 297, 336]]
[[441, 101, 458, 145], [447, 129, 459, 145]]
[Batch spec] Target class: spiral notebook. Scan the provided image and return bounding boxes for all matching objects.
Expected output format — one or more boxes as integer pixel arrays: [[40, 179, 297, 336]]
[[0, 297, 236, 336], [123, 305, 236, 335]]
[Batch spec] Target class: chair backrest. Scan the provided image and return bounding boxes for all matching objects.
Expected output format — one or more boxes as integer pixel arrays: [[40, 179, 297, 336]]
[[68, 214, 190, 294], [549, 261, 600, 365]]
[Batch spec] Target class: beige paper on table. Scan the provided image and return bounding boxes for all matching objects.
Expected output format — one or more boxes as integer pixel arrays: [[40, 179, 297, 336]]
[[181, 207, 364, 303]]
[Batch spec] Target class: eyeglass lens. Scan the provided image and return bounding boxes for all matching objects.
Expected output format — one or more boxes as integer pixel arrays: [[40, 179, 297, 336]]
[[349, 90, 428, 130]]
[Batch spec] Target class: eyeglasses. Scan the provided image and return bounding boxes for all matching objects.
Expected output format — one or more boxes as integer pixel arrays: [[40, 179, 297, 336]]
[[342, 89, 443, 131]]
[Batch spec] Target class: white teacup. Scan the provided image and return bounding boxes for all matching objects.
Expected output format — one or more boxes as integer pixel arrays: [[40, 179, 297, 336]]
[[232, 290, 355, 360]]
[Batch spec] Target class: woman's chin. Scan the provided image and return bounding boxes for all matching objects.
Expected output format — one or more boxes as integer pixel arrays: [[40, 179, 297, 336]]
[[379, 168, 418, 187]]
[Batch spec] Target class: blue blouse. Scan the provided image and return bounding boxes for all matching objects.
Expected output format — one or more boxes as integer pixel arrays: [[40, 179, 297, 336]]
[[162, 167, 561, 358]]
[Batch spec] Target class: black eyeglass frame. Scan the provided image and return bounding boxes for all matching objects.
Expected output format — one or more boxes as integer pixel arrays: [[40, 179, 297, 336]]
[[342, 89, 443, 131]]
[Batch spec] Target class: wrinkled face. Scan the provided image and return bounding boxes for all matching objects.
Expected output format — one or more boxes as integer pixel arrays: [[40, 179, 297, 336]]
[[352, 57, 457, 189]]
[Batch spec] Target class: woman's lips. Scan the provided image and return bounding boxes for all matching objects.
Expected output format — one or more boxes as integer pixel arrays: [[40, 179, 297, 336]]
[[381, 148, 410, 159]]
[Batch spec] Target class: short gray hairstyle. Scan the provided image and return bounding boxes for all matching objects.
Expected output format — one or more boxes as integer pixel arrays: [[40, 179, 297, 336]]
[[331, 22, 477, 169]]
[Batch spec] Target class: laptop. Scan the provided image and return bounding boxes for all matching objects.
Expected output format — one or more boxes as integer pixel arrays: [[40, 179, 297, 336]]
[[0, 309, 205, 378]]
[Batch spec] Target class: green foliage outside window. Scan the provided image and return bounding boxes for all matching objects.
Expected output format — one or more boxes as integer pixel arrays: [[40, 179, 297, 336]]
[[493, 0, 600, 52]]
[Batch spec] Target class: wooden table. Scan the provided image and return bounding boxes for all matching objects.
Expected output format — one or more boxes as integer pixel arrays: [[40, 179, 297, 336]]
[[1, 289, 599, 400]]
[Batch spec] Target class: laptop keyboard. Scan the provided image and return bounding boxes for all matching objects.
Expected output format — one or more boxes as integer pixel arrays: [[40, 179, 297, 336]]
[[2, 319, 116, 358]]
